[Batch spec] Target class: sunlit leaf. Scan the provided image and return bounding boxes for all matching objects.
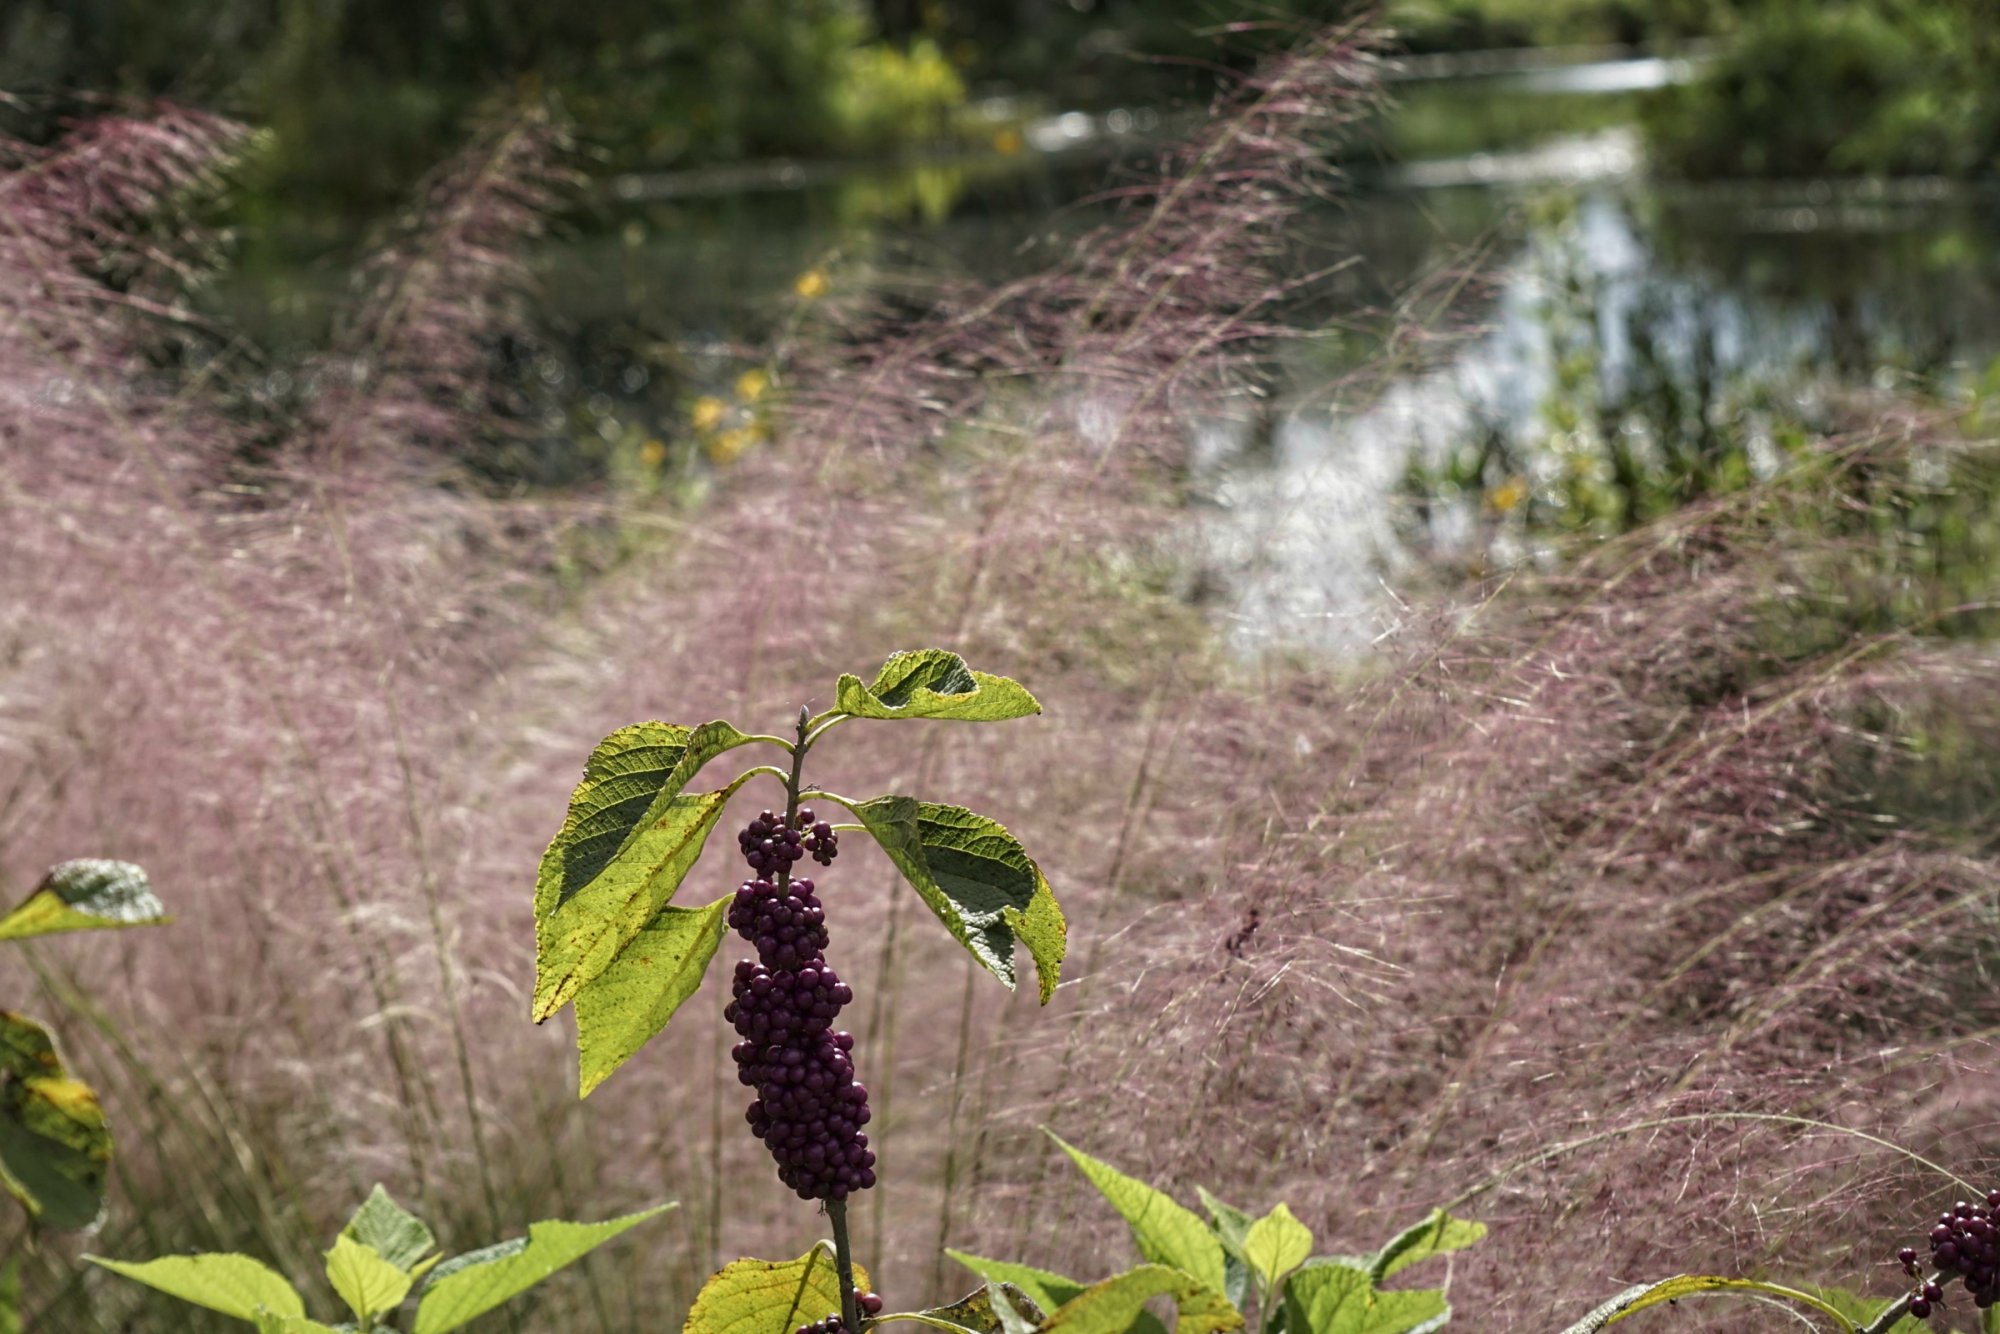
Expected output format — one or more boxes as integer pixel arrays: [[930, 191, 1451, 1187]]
[[533, 719, 755, 1022], [1244, 1203, 1313, 1291], [829, 650, 1040, 724], [326, 1235, 414, 1322], [1047, 1135, 1226, 1295], [1, 1256, 20, 1334], [1806, 1288, 1924, 1334], [845, 797, 1064, 1002], [1035, 1264, 1240, 1334], [1367, 1210, 1485, 1283], [340, 1184, 437, 1273], [684, 1245, 873, 1334], [1556, 1276, 1858, 1334], [86, 1254, 306, 1322], [0, 860, 164, 942], [0, 1012, 111, 1230], [1284, 1263, 1446, 1334], [412, 1204, 673, 1333], [573, 894, 730, 1097]]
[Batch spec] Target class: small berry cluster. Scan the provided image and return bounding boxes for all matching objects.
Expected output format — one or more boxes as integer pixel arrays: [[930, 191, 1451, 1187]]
[[794, 1294, 884, 1334], [1898, 1189, 2000, 1317], [723, 808, 875, 1200], [738, 807, 839, 875]]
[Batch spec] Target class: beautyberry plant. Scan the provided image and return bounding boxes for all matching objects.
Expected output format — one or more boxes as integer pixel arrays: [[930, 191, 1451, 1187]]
[[531, 649, 1065, 1332]]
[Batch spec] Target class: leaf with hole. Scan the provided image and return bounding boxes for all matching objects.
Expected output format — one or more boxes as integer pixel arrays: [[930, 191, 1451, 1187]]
[[0, 1012, 111, 1230], [0, 860, 164, 942], [684, 1245, 873, 1334], [1284, 1263, 1447, 1334], [533, 719, 756, 1022], [1556, 1276, 1858, 1334], [410, 1204, 673, 1334], [904, 1282, 1050, 1334], [1047, 1134, 1226, 1295], [85, 1254, 307, 1322], [572, 893, 731, 1096], [828, 650, 1040, 725], [843, 797, 1064, 1002]]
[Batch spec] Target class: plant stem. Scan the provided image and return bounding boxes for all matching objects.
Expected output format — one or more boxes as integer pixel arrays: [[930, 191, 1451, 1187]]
[[1859, 1283, 1924, 1334], [829, 1198, 862, 1331]]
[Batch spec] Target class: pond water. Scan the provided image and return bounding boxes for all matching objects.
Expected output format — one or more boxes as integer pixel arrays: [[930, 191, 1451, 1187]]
[[281, 57, 2000, 649]]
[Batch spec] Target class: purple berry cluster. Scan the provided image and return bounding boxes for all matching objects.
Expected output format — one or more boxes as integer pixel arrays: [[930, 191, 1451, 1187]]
[[795, 1294, 884, 1334], [1898, 1190, 2000, 1317], [722, 807, 876, 1201], [738, 808, 839, 874]]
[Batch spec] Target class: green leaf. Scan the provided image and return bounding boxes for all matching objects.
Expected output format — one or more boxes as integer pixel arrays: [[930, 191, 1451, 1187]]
[[1047, 1135, 1227, 1296], [907, 1283, 1051, 1334], [341, 1184, 438, 1273], [829, 650, 1041, 724], [411, 1204, 673, 1334], [1556, 1276, 1859, 1334], [0, 860, 164, 942], [988, 1284, 1045, 1334], [845, 797, 1064, 1002], [326, 1235, 415, 1322], [1035, 1264, 1241, 1334], [0, 1012, 111, 1230], [1195, 1188, 1256, 1311], [532, 718, 755, 1022], [1284, 1264, 1446, 1334], [252, 1317, 345, 1334], [946, 1252, 1084, 1316], [684, 1245, 873, 1334], [1806, 1288, 1924, 1334], [1367, 1210, 1485, 1283], [86, 1254, 307, 1322], [572, 894, 731, 1097], [1244, 1204, 1314, 1291]]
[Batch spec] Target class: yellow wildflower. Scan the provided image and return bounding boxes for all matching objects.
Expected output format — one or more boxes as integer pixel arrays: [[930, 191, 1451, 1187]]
[[735, 368, 770, 403], [793, 269, 829, 301], [1487, 476, 1529, 514], [690, 395, 728, 433]]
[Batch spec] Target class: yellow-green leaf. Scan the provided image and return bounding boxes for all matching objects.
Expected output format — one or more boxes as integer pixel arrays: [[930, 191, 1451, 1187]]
[[86, 1254, 306, 1322], [1284, 1263, 1446, 1334], [412, 1205, 673, 1334], [846, 797, 1064, 1002], [1036, 1265, 1241, 1334], [533, 721, 754, 1023], [1368, 1210, 1485, 1283], [684, 1246, 872, 1334], [1243, 1204, 1313, 1290], [0, 860, 164, 942], [1557, 1275, 1858, 1334], [1047, 1135, 1226, 1296], [904, 1283, 1050, 1334], [326, 1235, 414, 1322], [828, 650, 1041, 724], [573, 894, 731, 1097], [0, 1013, 111, 1231]]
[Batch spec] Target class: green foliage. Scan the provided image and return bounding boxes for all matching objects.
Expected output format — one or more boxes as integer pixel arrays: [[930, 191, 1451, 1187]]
[[0, 1257, 18, 1334], [686, 1245, 869, 1334], [843, 797, 1065, 1003], [827, 649, 1042, 725], [0, 859, 160, 1231], [955, 1139, 1477, 1334], [87, 1186, 670, 1331], [532, 649, 1061, 1096], [1646, 0, 2000, 179]]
